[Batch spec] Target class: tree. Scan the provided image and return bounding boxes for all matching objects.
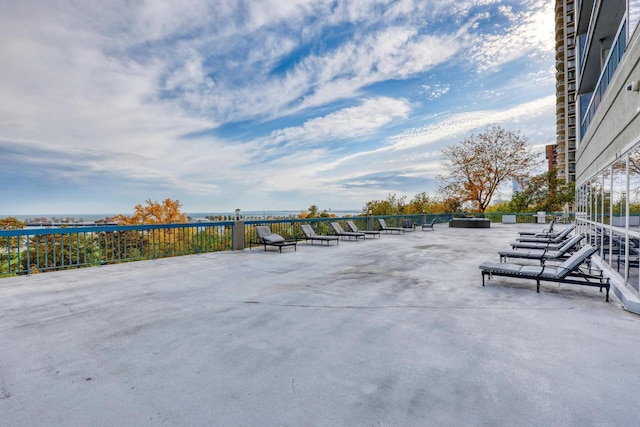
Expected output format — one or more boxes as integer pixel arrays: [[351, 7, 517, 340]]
[[0, 217, 25, 230], [0, 217, 25, 251], [514, 170, 574, 212], [362, 193, 407, 215], [298, 205, 336, 219], [308, 205, 319, 218], [113, 198, 187, 224], [405, 192, 431, 214], [437, 125, 538, 213]]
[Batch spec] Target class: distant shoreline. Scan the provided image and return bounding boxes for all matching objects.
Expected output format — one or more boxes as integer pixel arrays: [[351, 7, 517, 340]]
[[2, 210, 363, 222]]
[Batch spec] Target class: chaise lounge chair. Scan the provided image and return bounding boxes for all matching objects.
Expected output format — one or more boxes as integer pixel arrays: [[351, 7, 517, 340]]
[[377, 218, 404, 234], [479, 245, 609, 301], [299, 224, 340, 245], [498, 234, 584, 264], [330, 222, 366, 240], [421, 219, 436, 231], [250, 225, 297, 252], [518, 218, 556, 236], [515, 225, 575, 243], [402, 219, 416, 231], [510, 238, 578, 251], [345, 220, 380, 239]]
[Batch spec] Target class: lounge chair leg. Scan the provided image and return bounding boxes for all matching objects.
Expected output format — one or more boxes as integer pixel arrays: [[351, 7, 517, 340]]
[[536, 279, 540, 293], [482, 272, 485, 287]]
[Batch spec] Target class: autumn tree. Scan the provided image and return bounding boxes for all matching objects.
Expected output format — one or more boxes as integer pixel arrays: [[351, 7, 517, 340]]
[[0, 217, 25, 230], [405, 192, 430, 214], [362, 193, 407, 215], [427, 197, 463, 214], [437, 125, 538, 213], [114, 198, 187, 224], [0, 217, 25, 250]]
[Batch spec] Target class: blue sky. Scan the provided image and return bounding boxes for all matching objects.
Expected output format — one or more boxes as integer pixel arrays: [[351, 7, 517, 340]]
[[0, 0, 555, 215]]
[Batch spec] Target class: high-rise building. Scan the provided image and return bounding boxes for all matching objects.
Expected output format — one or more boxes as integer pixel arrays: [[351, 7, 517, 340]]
[[545, 144, 558, 172], [555, 0, 577, 182], [575, 0, 640, 313]]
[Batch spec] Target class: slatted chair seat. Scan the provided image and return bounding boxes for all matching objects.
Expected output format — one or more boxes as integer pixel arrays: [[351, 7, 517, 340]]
[[250, 225, 297, 252], [377, 218, 404, 234], [299, 224, 340, 245], [421, 219, 436, 231], [518, 218, 556, 236], [345, 220, 380, 239], [329, 222, 366, 240], [515, 225, 575, 243]]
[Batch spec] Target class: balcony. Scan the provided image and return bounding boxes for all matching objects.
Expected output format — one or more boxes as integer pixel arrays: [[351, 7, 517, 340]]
[[557, 123, 566, 134], [578, 0, 626, 93], [557, 102, 566, 114], [580, 19, 627, 139], [1, 223, 636, 425]]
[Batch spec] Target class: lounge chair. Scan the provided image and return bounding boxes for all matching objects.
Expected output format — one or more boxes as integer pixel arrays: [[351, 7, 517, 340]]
[[515, 225, 575, 243], [480, 245, 609, 301], [345, 220, 380, 239], [299, 224, 340, 245], [510, 238, 577, 250], [329, 222, 365, 240], [402, 219, 416, 232], [498, 234, 584, 264], [377, 218, 404, 234], [421, 219, 436, 231], [518, 218, 556, 236], [250, 225, 297, 252]]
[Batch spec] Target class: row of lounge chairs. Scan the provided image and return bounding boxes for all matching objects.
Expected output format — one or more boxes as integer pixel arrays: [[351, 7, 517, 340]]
[[479, 223, 610, 301], [250, 218, 436, 252], [378, 218, 436, 233]]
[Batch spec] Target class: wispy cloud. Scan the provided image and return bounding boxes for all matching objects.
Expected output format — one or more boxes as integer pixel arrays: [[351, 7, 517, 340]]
[[388, 95, 555, 151], [271, 97, 411, 146]]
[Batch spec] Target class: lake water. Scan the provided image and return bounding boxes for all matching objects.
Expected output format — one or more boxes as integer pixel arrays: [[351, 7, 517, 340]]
[[4, 210, 363, 223]]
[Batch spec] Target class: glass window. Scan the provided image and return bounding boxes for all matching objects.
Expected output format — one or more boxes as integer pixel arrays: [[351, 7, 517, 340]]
[[603, 168, 612, 260], [612, 160, 626, 227], [628, 147, 640, 295], [611, 159, 627, 272]]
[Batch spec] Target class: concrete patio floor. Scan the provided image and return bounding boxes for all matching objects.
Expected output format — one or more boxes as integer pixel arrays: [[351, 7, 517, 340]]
[[1, 224, 639, 426]]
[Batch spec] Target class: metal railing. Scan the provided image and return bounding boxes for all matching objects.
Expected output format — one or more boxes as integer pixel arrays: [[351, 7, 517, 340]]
[[1, 222, 234, 276], [2, 212, 570, 278], [481, 212, 575, 224], [244, 214, 453, 245]]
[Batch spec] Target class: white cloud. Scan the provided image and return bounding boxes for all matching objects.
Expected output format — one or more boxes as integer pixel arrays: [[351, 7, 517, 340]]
[[422, 84, 451, 100], [470, 0, 554, 71], [389, 95, 555, 150], [271, 97, 411, 145]]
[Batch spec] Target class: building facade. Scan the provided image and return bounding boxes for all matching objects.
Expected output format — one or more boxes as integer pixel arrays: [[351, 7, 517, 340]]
[[545, 144, 558, 172], [575, 0, 640, 313], [555, 0, 578, 182]]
